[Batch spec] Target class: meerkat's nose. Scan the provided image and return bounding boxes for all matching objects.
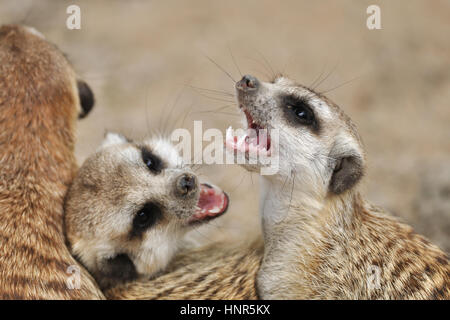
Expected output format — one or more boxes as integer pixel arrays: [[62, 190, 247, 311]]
[[176, 173, 198, 197], [236, 75, 259, 91]]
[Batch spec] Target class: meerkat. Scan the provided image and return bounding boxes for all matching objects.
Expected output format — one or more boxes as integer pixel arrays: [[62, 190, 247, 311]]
[[107, 74, 449, 300], [0, 24, 103, 299], [106, 238, 263, 300], [64, 133, 229, 290]]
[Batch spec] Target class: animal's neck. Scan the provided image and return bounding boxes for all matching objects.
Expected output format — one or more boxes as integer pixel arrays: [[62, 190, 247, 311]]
[[258, 175, 361, 298], [259, 174, 334, 237], [0, 111, 76, 188]]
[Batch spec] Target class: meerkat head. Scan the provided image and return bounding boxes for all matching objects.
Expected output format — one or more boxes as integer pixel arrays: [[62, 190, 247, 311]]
[[226, 74, 365, 201], [0, 24, 94, 120], [64, 133, 229, 289]]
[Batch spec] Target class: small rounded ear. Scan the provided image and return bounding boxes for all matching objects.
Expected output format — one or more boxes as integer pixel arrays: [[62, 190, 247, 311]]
[[101, 132, 130, 149], [328, 136, 365, 195], [77, 80, 95, 119], [96, 254, 137, 290], [329, 155, 364, 194]]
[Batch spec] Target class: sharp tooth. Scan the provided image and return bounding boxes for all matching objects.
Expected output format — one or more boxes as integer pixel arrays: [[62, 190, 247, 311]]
[[209, 207, 220, 214]]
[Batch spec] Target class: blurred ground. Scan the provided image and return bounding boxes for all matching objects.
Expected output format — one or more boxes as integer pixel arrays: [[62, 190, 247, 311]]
[[1, 0, 449, 252]]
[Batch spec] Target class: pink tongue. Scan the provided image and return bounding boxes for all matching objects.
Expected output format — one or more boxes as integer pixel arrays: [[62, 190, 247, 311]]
[[190, 184, 228, 222]]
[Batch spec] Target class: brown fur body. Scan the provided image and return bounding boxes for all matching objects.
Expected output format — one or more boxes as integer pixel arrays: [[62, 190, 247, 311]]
[[0, 25, 104, 299], [106, 239, 262, 300], [256, 191, 449, 299], [106, 194, 449, 300]]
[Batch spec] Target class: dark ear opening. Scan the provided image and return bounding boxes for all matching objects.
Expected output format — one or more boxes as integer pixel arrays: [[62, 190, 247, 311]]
[[77, 80, 95, 119], [329, 155, 364, 195], [96, 254, 137, 289]]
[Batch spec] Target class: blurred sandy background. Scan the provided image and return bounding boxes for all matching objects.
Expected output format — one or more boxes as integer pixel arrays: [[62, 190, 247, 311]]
[[1, 0, 449, 252]]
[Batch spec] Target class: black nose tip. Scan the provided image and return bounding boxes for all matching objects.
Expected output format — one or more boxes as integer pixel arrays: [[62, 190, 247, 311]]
[[177, 174, 197, 196], [236, 75, 259, 91]]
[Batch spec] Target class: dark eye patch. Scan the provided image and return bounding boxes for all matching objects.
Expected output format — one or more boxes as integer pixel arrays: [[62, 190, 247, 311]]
[[141, 146, 164, 173], [130, 202, 163, 239], [281, 95, 320, 133]]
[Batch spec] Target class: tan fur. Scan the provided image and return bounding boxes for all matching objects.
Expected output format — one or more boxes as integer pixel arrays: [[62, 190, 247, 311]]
[[106, 195, 449, 300], [105, 238, 263, 300], [64, 134, 229, 290], [107, 75, 448, 300], [257, 191, 449, 299], [0, 25, 104, 299]]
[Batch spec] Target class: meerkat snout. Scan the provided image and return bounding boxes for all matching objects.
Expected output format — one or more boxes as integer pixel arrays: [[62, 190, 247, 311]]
[[176, 173, 198, 197], [64, 132, 229, 289], [237, 74, 259, 90]]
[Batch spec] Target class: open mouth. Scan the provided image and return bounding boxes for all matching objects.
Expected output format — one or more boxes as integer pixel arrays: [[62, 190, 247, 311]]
[[225, 107, 271, 156], [189, 183, 229, 224]]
